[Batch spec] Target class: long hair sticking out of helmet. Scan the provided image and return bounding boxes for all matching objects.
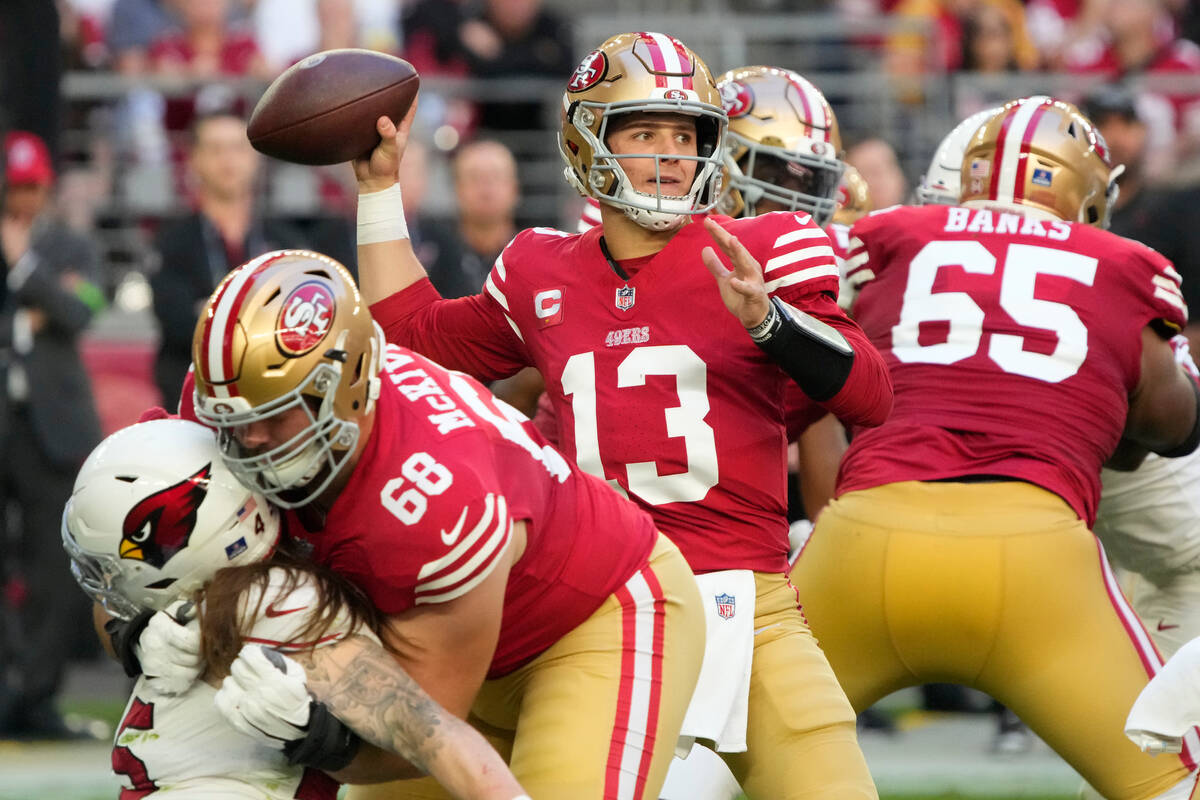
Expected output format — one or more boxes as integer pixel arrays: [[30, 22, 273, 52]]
[[558, 32, 727, 232]]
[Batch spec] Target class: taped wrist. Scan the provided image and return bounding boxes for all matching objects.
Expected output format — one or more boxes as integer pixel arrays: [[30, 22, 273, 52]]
[[1159, 380, 1200, 458], [283, 700, 361, 773], [752, 296, 855, 402], [357, 183, 409, 244], [105, 609, 154, 678]]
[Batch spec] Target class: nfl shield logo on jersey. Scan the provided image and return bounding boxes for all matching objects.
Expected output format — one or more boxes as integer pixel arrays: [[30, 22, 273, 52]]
[[715, 593, 736, 620], [615, 285, 636, 311]]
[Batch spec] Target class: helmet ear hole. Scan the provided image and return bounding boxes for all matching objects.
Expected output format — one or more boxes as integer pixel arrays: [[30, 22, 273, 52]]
[[1087, 205, 1100, 224]]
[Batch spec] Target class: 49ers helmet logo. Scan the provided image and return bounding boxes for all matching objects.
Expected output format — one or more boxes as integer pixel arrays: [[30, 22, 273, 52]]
[[568, 50, 607, 93], [120, 464, 212, 568], [277, 280, 335, 355], [720, 81, 753, 118]]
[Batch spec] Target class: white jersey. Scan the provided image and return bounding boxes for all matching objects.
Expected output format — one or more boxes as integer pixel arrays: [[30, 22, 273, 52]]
[[111, 567, 376, 799], [1097, 450, 1200, 580]]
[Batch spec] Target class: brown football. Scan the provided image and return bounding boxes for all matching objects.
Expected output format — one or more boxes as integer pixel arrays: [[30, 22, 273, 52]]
[[248, 49, 419, 166]]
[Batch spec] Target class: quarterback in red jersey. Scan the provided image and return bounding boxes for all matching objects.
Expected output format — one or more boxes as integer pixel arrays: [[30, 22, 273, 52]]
[[792, 96, 1200, 800], [187, 250, 705, 799], [356, 34, 885, 800]]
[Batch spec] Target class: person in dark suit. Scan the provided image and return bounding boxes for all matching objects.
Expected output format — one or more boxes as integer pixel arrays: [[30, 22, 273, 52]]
[[0, 131, 105, 739], [149, 110, 305, 405]]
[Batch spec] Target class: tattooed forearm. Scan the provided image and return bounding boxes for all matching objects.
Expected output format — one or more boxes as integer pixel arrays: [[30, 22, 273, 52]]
[[295, 635, 446, 773]]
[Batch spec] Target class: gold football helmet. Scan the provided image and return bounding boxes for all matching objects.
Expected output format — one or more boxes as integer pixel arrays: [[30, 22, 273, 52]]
[[833, 164, 871, 226], [191, 250, 384, 508], [559, 31, 727, 231], [715, 66, 845, 224], [960, 96, 1122, 228]]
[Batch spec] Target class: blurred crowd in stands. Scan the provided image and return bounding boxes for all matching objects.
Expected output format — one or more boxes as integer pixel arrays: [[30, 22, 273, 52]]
[[0, 0, 1199, 740]]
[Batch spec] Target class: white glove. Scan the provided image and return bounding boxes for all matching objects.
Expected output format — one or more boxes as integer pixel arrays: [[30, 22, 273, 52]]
[[1126, 636, 1200, 754], [215, 644, 312, 749], [135, 599, 204, 696]]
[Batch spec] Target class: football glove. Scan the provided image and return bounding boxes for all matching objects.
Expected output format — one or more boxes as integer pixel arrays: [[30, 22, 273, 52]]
[[105, 600, 204, 695], [215, 644, 360, 772]]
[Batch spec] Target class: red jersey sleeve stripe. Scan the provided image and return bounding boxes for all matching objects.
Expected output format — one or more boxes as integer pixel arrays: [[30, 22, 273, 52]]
[[763, 245, 836, 275], [764, 263, 840, 293], [415, 495, 513, 604], [1153, 277, 1187, 313], [772, 225, 828, 250], [484, 274, 526, 343], [844, 251, 869, 271]]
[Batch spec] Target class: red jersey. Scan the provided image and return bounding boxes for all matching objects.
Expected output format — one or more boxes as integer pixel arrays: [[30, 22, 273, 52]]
[[292, 345, 657, 677], [371, 212, 891, 574], [839, 204, 1188, 524]]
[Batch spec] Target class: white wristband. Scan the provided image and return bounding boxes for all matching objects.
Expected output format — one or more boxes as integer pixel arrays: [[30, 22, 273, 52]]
[[357, 183, 409, 244]]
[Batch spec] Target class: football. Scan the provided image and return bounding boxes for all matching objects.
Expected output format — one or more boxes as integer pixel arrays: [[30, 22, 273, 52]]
[[247, 49, 420, 166]]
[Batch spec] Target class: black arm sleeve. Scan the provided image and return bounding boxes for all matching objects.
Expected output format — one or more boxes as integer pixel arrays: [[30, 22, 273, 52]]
[[752, 296, 855, 402]]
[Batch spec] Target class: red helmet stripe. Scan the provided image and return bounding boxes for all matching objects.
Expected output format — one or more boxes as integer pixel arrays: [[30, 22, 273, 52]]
[[638, 31, 669, 89], [669, 37, 694, 90], [988, 105, 1018, 200], [201, 252, 290, 397], [1013, 101, 1050, 202], [788, 76, 820, 140]]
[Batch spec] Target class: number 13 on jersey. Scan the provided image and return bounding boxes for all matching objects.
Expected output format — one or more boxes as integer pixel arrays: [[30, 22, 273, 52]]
[[561, 344, 718, 506]]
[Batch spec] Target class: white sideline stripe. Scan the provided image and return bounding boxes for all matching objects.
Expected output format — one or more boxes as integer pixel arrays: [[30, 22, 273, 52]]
[[615, 570, 657, 800], [763, 246, 836, 274], [772, 227, 828, 248], [764, 264, 840, 292]]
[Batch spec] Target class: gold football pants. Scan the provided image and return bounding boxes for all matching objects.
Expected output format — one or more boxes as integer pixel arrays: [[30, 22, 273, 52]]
[[717, 570, 877, 800], [348, 533, 703, 800], [790, 481, 1196, 800]]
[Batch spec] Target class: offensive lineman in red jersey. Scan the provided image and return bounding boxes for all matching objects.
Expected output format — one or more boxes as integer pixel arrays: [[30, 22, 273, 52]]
[[356, 33, 887, 800], [187, 250, 705, 799], [792, 96, 1200, 799]]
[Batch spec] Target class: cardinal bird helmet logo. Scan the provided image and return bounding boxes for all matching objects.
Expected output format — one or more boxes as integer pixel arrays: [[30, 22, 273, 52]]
[[120, 464, 212, 568]]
